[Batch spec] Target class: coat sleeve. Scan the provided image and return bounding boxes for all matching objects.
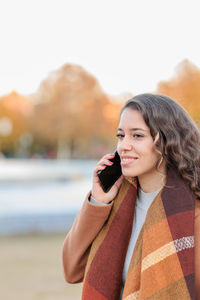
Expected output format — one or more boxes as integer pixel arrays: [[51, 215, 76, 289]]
[[62, 192, 113, 283], [195, 199, 200, 299]]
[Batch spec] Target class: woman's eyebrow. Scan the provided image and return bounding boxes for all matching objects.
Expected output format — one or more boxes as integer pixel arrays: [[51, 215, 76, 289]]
[[117, 127, 148, 132]]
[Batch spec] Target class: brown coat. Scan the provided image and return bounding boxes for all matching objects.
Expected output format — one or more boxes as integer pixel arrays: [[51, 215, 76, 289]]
[[62, 193, 200, 298]]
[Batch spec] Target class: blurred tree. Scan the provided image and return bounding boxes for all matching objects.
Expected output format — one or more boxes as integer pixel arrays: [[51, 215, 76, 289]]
[[157, 59, 200, 123], [31, 64, 121, 158], [0, 91, 33, 156]]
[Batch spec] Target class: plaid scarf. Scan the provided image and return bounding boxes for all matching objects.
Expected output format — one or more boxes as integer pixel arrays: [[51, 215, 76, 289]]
[[82, 168, 195, 300]]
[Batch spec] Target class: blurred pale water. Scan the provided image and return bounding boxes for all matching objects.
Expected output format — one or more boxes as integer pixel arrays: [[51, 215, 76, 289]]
[[0, 159, 96, 235]]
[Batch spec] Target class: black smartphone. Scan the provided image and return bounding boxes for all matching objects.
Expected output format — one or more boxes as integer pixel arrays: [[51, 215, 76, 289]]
[[97, 150, 122, 193]]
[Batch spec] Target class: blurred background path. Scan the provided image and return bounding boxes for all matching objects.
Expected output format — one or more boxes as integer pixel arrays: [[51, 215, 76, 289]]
[[0, 234, 82, 300], [0, 158, 95, 299]]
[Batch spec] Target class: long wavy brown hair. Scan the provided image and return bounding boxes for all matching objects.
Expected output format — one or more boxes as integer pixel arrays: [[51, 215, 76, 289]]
[[121, 93, 200, 200]]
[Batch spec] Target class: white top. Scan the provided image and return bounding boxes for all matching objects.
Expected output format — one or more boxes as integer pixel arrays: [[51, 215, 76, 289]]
[[119, 187, 161, 299]]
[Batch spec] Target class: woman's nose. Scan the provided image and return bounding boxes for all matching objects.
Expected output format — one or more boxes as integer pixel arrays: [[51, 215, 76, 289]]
[[118, 138, 133, 152]]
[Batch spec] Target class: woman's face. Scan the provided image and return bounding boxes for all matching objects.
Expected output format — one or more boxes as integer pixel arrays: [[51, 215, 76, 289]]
[[117, 108, 161, 178]]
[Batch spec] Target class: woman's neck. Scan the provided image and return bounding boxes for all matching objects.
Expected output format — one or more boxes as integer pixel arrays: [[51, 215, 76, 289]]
[[138, 165, 167, 193]]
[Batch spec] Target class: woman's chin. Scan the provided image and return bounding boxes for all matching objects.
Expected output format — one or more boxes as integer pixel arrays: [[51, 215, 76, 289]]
[[122, 168, 137, 178]]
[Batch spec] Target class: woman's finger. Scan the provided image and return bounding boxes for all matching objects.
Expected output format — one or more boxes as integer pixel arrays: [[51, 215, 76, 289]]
[[97, 153, 115, 164], [94, 159, 114, 174]]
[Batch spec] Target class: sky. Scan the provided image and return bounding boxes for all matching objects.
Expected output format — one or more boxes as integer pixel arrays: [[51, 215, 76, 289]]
[[0, 0, 200, 97]]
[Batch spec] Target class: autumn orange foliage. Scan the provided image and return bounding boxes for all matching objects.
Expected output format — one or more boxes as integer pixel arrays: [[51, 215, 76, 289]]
[[0, 60, 199, 158], [30, 64, 121, 158], [0, 91, 33, 155], [157, 59, 200, 122]]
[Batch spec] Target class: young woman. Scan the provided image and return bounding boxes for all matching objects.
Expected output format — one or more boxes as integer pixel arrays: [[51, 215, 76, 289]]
[[62, 93, 200, 300]]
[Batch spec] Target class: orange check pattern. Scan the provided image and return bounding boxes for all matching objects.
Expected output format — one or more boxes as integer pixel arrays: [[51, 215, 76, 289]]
[[82, 169, 195, 300]]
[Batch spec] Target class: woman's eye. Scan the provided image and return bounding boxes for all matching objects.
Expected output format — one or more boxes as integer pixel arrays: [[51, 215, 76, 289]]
[[116, 134, 124, 138], [116, 134, 143, 139], [133, 134, 143, 138]]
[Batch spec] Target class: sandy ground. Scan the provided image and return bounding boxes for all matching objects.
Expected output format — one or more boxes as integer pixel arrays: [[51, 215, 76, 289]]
[[0, 233, 82, 300]]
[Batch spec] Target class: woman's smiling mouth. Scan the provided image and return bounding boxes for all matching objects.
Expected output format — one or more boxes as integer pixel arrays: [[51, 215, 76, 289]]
[[121, 156, 139, 166]]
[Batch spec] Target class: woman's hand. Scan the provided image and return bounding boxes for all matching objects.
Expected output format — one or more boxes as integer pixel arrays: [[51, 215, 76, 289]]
[[91, 153, 123, 204]]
